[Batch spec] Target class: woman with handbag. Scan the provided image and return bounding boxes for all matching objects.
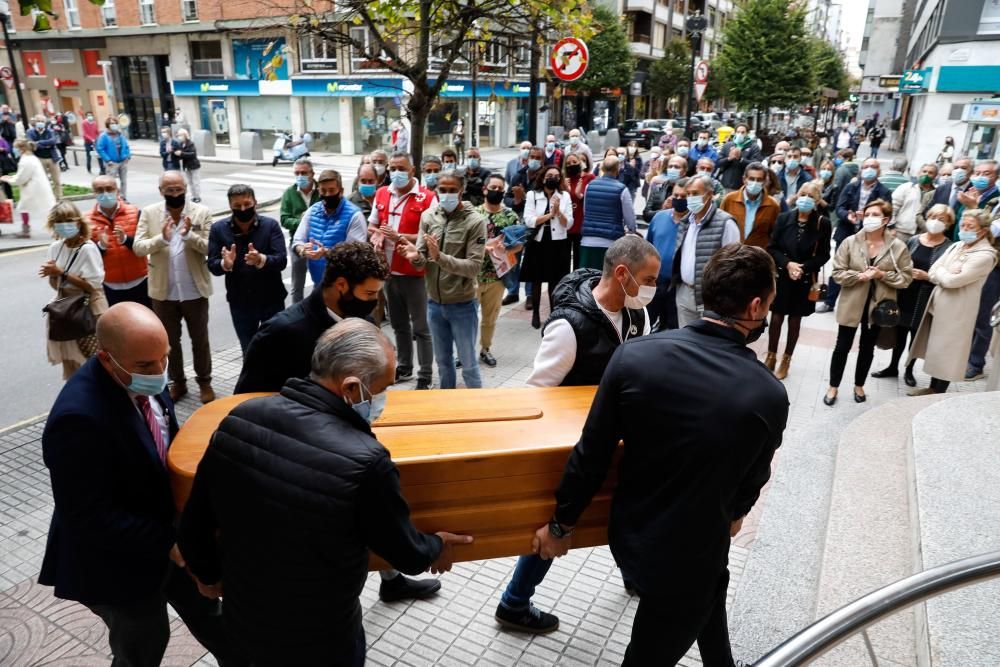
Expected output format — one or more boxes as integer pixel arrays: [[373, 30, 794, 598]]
[[871, 203, 954, 386], [907, 209, 998, 395], [766, 181, 832, 380], [39, 201, 108, 379], [824, 198, 913, 405], [522, 166, 573, 329]]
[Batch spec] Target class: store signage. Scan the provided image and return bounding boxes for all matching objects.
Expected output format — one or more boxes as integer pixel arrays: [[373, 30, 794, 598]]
[[53, 78, 79, 88], [290, 78, 404, 97], [438, 80, 531, 98], [171, 79, 262, 96], [937, 65, 1000, 93], [962, 100, 1000, 124], [550, 37, 589, 82], [899, 68, 931, 93], [233, 38, 288, 81]]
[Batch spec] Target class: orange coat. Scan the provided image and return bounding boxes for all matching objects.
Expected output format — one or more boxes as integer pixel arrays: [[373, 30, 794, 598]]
[[87, 201, 147, 284], [721, 189, 781, 249]]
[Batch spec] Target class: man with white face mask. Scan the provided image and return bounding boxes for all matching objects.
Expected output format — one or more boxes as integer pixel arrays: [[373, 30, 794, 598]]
[[493, 236, 658, 635]]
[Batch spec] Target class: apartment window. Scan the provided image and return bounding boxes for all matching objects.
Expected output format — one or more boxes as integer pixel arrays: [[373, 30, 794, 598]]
[[474, 39, 508, 74], [191, 41, 224, 78], [102, 0, 117, 27], [350, 27, 391, 72], [299, 35, 337, 72], [709, 8, 716, 28], [430, 34, 469, 74], [64, 0, 80, 28], [139, 0, 156, 25], [182, 0, 198, 21], [513, 40, 531, 77]]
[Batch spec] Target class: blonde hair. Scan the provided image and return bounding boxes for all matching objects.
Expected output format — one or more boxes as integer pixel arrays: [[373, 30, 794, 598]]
[[13, 138, 35, 154], [797, 181, 822, 199], [925, 203, 955, 228], [961, 208, 997, 246], [46, 200, 91, 239]]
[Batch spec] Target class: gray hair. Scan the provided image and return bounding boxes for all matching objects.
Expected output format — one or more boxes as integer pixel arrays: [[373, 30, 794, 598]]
[[690, 173, 715, 191], [370, 149, 389, 162], [602, 155, 620, 176], [602, 235, 660, 277], [390, 151, 413, 166], [310, 319, 390, 386], [422, 155, 442, 168], [294, 157, 315, 171], [891, 157, 908, 172], [159, 170, 186, 187]]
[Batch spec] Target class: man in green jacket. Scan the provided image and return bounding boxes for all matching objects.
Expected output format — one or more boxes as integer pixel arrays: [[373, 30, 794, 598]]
[[399, 170, 487, 390], [280, 157, 320, 303]]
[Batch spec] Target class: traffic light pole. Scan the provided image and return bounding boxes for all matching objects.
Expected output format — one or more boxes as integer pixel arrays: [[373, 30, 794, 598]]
[[0, 12, 31, 131]]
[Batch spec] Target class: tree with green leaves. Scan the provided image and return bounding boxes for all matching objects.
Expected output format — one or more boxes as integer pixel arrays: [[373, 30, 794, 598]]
[[16, 0, 105, 31], [809, 37, 850, 100], [571, 5, 635, 94], [715, 0, 816, 126], [647, 40, 690, 112], [286, 0, 594, 163]]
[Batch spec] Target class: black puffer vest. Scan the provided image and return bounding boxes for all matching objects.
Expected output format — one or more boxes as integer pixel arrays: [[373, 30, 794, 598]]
[[543, 269, 646, 386]]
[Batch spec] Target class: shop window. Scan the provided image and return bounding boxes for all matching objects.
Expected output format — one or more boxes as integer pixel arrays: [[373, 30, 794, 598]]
[[352, 97, 399, 154], [305, 97, 342, 153], [240, 96, 291, 147], [299, 35, 337, 72], [191, 41, 224, 78], [139, 0, 156, 25], [64, 0, 81, 28], [102, 0, 117, 27], [350, 27, 392, 73], [182, 0, 198, 21]]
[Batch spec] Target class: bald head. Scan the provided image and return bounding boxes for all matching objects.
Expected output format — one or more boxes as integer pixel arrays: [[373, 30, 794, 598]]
[[92, 174, 118, 192], [602, 155, 620, 176], [98, 303, 167, 358]]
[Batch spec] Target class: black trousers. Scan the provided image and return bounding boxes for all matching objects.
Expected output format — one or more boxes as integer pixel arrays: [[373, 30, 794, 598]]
[[829, 312, 879, 389], [85, 563, 231, 667], [104, 280, 152, 309], [648, 279, 678, 331], [623, 569, 735, 667]]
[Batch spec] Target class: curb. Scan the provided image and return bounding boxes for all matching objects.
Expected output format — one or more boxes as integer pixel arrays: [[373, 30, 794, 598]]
[[68, 146, 297, 168]]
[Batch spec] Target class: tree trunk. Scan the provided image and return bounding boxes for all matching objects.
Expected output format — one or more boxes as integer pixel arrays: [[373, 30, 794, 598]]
[[408, 85, 430, 166]]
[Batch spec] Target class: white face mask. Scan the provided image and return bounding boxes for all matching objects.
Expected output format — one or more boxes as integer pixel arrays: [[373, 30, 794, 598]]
[[863, 216, 884, 233], [622, 269, 655, 309], [925, 219, 946, 235]]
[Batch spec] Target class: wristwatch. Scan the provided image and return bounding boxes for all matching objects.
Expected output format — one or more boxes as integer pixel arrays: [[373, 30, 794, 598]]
[[548, 517, 574, 539]]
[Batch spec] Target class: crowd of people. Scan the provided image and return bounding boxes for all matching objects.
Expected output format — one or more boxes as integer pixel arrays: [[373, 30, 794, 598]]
[[31, 121, 1000, 666]]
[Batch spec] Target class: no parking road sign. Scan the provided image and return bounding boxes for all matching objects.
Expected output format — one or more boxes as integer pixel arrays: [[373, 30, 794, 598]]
[[694, 60, 709, 102], [550, 37, 589, 82]]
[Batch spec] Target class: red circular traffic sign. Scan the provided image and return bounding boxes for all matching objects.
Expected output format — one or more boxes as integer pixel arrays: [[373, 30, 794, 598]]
[[550, 37, 589, 82], [694, 60, 710, 84]]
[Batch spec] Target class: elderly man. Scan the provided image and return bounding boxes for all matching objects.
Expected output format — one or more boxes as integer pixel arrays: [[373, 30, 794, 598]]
[[566, 128, 594, 166], [87, 175, 149, 307], [543, 133, 563, 168], [463, 146, 492, 206], [349, 163, 379, 217], [180, 319, 471, 666], [27, 114, 63, 197], [40, 303, 230, 666], [961, 160, 1000, 381], [893, 162, 938, 242], [579, 155, 637, 270], [506, 140, 533, 184], [834, 157, 892, 244], [880, 157, 910, 193], [134, 171, 216, 404], [370, 148, 391, 187], [280, 157, 320, 303], [721, 161, 780, 248]]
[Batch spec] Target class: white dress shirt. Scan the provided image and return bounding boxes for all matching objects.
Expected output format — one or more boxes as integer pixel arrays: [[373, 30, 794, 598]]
[[128, 389, 170, 452], [165, 213, 201, 302], [679, 206, 741, 286]]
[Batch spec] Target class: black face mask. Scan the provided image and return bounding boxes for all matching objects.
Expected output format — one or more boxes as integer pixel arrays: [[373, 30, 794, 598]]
[[544, 178, 561, 190], [485, 189, 504, 205], [704, 310, 768, 344], [323, 194, 341, 210], [233, 207, 256, 223], [164, 193, 186, 209], [339, 290, 378, 319], [566, 164, 582, 177]]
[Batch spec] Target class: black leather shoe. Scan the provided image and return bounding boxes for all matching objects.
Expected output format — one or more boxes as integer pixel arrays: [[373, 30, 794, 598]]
[[904, 364, 917, 387], [495, 602, 559, 634], [378, 574, 441, 602], [823, 391, 837, 406], [501, 293, 519, 306], [416, 379, 431, 390], [870, 367, 898, 379], [854, 391, 867, 403], [480, 349, 497, 367], [525, 297, 533, 310]]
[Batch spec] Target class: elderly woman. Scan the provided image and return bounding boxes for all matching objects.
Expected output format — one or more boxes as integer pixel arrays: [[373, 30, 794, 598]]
[[766, 181, 832, 380], [39, 201, 108, 379], [908, 209, 999, 395], [2, 138, 56, 235], [824, 198, 913, 405], [871, 203, 954, 386]]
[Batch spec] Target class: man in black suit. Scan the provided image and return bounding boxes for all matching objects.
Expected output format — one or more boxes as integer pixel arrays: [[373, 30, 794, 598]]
[[834, 157, 892, 245], [533, 244, 789, 666], [927, 156, 972, 212], [39, 302, 230, 666]]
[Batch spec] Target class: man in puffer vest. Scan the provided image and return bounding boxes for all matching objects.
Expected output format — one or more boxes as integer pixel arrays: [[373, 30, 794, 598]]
[[87, 175, 149, 307], [580, 155, 637, 270], [291, 169, 369, 286]]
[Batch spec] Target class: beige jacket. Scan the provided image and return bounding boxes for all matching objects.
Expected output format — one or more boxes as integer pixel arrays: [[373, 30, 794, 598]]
[[909, 239, 997, 381], [832, 230, 913, 327], [133, 201, 213, 301]]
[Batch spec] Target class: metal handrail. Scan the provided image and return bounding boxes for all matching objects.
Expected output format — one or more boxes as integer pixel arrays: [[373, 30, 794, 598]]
[[754, 550, 1000, 666]]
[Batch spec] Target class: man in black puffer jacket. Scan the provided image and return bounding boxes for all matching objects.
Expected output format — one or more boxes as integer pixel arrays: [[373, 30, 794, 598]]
[[179, 319, 472, 666]]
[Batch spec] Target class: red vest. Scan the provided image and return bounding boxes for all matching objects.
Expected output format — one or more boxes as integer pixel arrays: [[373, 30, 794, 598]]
[[373, 184, 435, 276]]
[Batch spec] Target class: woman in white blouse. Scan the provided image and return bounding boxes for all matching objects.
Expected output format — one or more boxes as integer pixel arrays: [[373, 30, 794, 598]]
[[2, 138, 56, 234], [522, 165, 574, 328], [39, 201, 108, 379]]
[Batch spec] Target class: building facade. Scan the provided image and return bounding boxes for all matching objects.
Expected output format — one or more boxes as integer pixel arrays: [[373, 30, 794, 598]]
[[856, 0, 909, 125]]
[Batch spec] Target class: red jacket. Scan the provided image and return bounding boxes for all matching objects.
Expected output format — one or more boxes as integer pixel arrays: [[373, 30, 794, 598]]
[[87, 201, 147, 284], [566, 172, 595, 234], [373, 184, 435, 277]]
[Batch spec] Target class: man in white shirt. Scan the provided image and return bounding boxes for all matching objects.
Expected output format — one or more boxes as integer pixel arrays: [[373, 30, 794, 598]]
[[133, 171, 216, 404], [496, 236, 659, 633], [892, 162, 938, 242]]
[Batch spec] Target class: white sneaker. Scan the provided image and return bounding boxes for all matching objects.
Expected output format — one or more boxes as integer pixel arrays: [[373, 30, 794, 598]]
[[815, 302, 831, 313]]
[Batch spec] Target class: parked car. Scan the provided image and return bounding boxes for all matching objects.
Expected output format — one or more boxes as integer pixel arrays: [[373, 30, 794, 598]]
[[692, 112, 723, 133], [620, 119, 667, 148], [654, 119, 687, 137]]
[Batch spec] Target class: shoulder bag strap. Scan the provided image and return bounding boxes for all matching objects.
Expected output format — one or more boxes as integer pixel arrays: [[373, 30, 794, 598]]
[[56, 245, 83, 293]]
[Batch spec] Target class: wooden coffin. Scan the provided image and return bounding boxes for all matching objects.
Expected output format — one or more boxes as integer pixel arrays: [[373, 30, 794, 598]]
[[167, 386, 621, 569]]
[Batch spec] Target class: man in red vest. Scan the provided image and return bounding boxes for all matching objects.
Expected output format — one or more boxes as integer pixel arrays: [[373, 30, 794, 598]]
[[369, 151, 438, 389], [87, 175, 149, 307]]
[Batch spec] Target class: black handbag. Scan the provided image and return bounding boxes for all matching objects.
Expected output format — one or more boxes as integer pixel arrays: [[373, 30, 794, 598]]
[[42, 247, 97, 342], [871, 245, 902, 328]]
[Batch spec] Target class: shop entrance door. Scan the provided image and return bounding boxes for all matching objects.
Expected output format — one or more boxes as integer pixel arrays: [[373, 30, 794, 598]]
[[115, 56, 172, 139]]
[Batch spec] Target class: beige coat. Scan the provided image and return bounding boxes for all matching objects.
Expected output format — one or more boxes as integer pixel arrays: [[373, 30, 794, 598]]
[[909, 239, 998, 381], [832, 229, 913, 327], [133, 201, 213, 301]]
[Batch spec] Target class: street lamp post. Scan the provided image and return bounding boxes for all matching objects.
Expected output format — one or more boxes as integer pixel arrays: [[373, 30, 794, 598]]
[[0, 3, 31, 132], [685, 12, 707, 140]]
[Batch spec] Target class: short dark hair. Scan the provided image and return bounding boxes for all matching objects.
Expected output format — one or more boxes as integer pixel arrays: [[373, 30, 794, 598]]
[[486, 173, 506, 188], [317, 169, 343, 186], [227, 183, 256, 201], [441, 148, 458, 161], [602, 235, 660, 277], [320, 241, 390, 288], [701, 244, 776, 318], [735, 123, 749, 133], [744, 162, 766, 177]]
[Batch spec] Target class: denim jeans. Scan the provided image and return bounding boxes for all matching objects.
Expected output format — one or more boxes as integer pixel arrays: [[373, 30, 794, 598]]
[[289, 247, 307, 304], [500, 554, 554, 610], [427, 299, 482, 389], [230, 300, 285, 356]]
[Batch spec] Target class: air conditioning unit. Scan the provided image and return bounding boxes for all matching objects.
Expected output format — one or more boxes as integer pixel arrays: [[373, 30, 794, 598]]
[[861, 94, 872, 102]]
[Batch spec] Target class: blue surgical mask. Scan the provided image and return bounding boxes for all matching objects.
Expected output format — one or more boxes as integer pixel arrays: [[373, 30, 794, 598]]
[[359, 184, 377, 197], [423, 173, 439, 188], [528, 158, 542, 171], [666, 167, 681, 180], [390, 169, 410, 189], [938, 175, 952, 186], [96, 192, 118, 208], [959, 230, 980, 244], [349, 381, 387, 424], [438, 192, 460, 212], [786, 159, 800, 170], [745, 180, 763, 196], [468, 158, 479, 169], [12, 147, 20, 158], [54, 222, 80, 239], [546, 142, 556, 151], [35, 123, 45, 131], [952, 168, 968, 184], [861, 167, 878, 181], [819, 169, 833, 181], [520, 149, 530, 159], [569, 136, 580, 145], [677, 146, 690, 157], [686, 195, 705, 214], [834, 157, 844, 167], [795, 196, 816, 212], [971, 176, 990, 191], [296, 175, 312, 189], [110, 123, 120, 132], [109, 353, 169, 397], [443, 162, 456, 173]]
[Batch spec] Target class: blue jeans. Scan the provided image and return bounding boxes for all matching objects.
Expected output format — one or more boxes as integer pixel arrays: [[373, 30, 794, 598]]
[[500, 554, 554, 610], [968, 267, 1000, 372], [427, 299, 482, 389], [230, 300, 285, 356]]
